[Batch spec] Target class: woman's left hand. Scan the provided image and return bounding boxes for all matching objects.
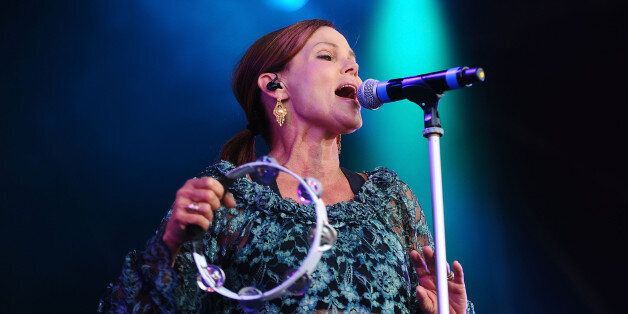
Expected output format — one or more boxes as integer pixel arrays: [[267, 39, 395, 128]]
[[410, 246, 468, 314]]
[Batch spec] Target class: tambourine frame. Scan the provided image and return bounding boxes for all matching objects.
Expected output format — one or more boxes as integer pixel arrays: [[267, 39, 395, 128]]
[[192, 158, 334, 304]]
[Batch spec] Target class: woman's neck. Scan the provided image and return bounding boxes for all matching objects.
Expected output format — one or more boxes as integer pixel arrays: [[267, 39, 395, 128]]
[[267, 127, 356, 204], [269, 129, 341, 180]]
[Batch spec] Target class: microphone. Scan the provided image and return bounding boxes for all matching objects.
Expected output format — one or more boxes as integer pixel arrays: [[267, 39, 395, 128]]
[[357, 66, 485, 109]]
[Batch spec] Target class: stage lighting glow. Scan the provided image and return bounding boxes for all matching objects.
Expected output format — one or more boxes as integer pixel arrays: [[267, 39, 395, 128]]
[[357, 4, 510, 311], [359, 0, 452, 207], [266, 0, 309, 11]]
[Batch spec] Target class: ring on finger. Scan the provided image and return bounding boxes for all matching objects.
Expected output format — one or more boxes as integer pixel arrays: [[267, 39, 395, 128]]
[[186, 202, 201, 212], [446, 270, 455, 281]]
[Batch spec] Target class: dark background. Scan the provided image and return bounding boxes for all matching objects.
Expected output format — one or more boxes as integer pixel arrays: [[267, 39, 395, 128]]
[[1, 0, 626, 313]]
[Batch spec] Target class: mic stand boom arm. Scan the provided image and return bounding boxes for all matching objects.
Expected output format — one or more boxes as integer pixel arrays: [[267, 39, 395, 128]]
[[402, 82, 450, 314]]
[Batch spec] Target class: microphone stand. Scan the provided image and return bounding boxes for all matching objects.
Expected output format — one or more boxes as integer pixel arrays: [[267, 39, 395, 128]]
[[403, 84, 450, 314]]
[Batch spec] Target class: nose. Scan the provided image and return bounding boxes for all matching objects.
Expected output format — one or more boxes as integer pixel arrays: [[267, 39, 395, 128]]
[[343, 59, 359, 76]]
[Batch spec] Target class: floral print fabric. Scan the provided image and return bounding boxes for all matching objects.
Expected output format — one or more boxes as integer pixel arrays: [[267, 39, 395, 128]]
[[98, 161, 471, 313]]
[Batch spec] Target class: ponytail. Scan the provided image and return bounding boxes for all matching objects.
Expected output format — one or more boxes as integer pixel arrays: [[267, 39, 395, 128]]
[[220, 128, 257, 166]]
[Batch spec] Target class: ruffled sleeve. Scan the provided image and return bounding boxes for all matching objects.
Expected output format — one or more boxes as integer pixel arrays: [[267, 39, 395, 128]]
[[388, 172, 475, 314], [97, 161, 237, 313], [97, 212, 214, 313]]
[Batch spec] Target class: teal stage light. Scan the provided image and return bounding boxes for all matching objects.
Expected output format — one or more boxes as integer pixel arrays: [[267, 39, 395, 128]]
[[266, 0, 309, 11], [358, 0, 453, 218], [354, 2, 514, 310]]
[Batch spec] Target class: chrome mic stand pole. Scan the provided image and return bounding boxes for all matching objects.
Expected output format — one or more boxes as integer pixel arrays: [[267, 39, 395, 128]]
[[358, 66, 485, 313], [405, 85, 450, 314], [424, 112, 449, 314]]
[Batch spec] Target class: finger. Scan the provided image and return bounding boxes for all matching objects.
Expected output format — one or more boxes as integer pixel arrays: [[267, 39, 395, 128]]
[[185, 202, 214, 221], [178, 211, 212, 231], [409, 250, 421, 267], [452, 260, 465, 284], [173, 196, 193, 213], [409, 250, 429, 277], [446, 262, 453, 281], [223, 192, 236, 209], [422, 246, 436, 273], [415, 285, 436, 313], [192, 177, 225, 198], [422, 246, 452, 278], [171, 208, 207, 230], [422, 245, 434, 259], [175, 187, 193, 202], [183, 177, 200, 189], [188, 189, 221, 209]]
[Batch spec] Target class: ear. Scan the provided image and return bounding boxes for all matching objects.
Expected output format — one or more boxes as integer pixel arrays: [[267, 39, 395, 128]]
[[258, 72, 289, 101]]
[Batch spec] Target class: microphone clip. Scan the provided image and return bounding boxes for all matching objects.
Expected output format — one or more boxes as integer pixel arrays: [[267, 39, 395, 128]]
[[401, 81, 443, 133]]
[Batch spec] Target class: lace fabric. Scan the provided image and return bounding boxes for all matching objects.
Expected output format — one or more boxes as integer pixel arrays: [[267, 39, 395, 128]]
[[98, 161, 471, 313]]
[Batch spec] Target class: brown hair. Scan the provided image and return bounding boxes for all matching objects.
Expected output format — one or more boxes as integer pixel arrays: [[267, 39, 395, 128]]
[[220, 19, 334, 166]]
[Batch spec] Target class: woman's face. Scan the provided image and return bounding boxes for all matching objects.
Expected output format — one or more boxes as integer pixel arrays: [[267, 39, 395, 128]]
[[281, 26, 363, 136]]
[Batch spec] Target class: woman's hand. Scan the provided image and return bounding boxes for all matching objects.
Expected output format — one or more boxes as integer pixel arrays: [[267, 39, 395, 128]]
[[410, 246, 468, 314], [162, 177, 236, 257]]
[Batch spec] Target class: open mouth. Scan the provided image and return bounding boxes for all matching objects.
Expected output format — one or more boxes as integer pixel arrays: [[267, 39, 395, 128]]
[[335, 84, 357, 100]]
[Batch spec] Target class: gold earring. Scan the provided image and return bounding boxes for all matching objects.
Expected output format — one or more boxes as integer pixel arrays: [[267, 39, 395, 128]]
[[273, 96, 287, 126], [336, 134, 342, 155]]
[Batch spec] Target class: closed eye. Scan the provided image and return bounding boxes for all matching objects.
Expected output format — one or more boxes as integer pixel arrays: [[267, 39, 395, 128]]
[[317, 54, 333, 61]]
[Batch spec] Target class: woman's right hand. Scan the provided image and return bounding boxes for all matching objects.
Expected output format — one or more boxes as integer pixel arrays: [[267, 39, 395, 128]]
[[162, 177, 236, 256]]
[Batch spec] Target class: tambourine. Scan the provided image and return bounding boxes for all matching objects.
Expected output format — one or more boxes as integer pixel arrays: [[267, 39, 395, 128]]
[[190, 156, 337, 312]]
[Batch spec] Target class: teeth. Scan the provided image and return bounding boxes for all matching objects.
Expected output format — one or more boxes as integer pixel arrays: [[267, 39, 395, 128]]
[[339, 84, 356, 91]]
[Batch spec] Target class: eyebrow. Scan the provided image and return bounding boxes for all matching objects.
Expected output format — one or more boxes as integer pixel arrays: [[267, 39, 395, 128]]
[[313, 42, 357, 60]]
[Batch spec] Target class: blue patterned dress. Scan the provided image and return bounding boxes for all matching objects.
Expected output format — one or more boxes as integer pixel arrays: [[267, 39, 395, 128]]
[[98, 161, 473, 313]]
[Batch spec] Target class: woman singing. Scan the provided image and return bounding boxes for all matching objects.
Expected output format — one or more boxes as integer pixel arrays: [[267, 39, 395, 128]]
[[99, 19, 473, 313]]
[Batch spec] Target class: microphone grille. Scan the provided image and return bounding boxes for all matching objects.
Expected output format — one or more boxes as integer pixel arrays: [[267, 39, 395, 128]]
[[357, 79, 381, 110]]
